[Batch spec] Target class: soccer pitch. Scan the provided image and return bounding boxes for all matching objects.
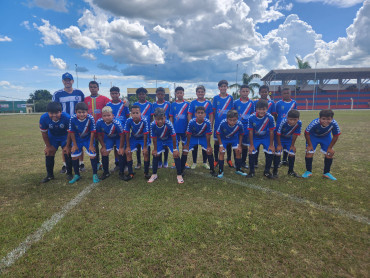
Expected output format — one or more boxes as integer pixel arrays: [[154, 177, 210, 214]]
[[0, 110, 369, 277]]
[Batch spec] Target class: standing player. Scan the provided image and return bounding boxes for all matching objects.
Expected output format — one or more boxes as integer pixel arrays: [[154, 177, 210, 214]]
[[275, 87, 297, 166], [187, 85, 214, 169], [39, 102, 72, 183], [302, 109, 341, 180], [213, 80, 234, 168]]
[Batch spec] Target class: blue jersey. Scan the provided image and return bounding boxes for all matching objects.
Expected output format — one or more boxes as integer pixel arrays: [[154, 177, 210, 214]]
[[52, 89, 84, 116], [248, 112, 275, 139], [188, 99, 213, 119], [106, 101, 130, 125], [275, 99, 297, 127], [151, 101, 170, 119], [170, 101, 189, 134], [96, 118, 124, 139], [39, 112, 70, 137], [68, 114, 96, 141], [150, 120, 176, 141], [124, 118, 149, 139], [133, 101, 152, 123], [186, 118, 212, 137], [233, 98, 255, 120], [254, 99, 276, 115], [305, 118, 341, 137], [213, 94, 234, 129], [276, 119, 302, 140], [216, 119, 244, 141]]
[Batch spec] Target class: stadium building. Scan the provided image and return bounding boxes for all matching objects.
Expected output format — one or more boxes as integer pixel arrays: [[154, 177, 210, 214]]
[[0, 100, 27, 113]]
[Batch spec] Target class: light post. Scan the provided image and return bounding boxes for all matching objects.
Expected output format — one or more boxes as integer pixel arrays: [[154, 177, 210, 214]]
[[75, 64, 79, 89], [155, 64, 157, 88], [312, 61, 319, 110]]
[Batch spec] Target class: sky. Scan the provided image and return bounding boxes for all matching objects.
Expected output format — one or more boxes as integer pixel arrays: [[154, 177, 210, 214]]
[[0, 0, 369, 101]]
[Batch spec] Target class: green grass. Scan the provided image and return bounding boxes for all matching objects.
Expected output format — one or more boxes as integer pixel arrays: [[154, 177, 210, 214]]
[[0, 111, 369, 277]]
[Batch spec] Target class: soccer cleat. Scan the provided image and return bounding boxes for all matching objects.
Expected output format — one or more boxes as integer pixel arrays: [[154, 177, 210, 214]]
[[135, 163, 141, 170], [191, 163, 197, 169], [171, 163, 176, 169], [217, 171, 224, 178], [288, 171, 301, 178], [210, 170, 218, 177], [254, 164, 259, 169], [144, 173, 151, 180], [41, 175, 54, 183], [302, 171, 312, 178], [214, 161, 218, 167], [158, 161, 163, 168], [227, 160, 234, 168], [148, 174, 158, 183], [203, 163, 210, 170], [79, 163, 86, 172], [185, 163, 190, 169], [264, 171, 274, 179], [119, 172, 125, 180], [69, 175, 81, 184], [272, 172, 279, 179], [163, 161, 169, 168], [113, 165, 120, 172], [241, 162, 249, 169], [60, 165, 67, 174], [123, 174, 134, 182], [235, 170, 248, 176], [177, 175, 184, 184], [323, 173, 337, 181], [93, 174, 100, 183], [96, 162, 102, 171], [66, 173, 74, 181], [100, 172, 110, 180], [246, 172, 255, 178]]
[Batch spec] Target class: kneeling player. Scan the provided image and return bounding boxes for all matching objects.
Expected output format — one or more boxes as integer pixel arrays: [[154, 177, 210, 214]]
[[149, 108, 183, 184], [68, 102, 100, 184], [302, 109, 341, 180], [96, 106, 125, 180]]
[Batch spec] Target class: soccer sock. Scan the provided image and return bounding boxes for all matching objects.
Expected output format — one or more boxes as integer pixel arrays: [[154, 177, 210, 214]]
[[148, 146, 151, 165], [127, 160, 134, 175], [273, 155, 281, 174], [159, 153, 163, 165], [144, 161, 150, 175], [305, 157, 313, 172], [288, 155, 295, 172], [255, 146, 260, 165], [63, 162, 66, 167], [219, 159, 224, 173], [119, 155, 126, 173], [102, 156, 109, 174], [137, 145, 141, 164], [175, 157, 182, 175], [95, 140, 100, 163], [324, 157, 333, 174], [265, 153, 273, 172], [181, 154, 188, 172], [45, 156, 55, 176], [226, 144, 232, 161], [64, 154, 72, 175], [192, 145, 198, 163], [72, 159, 80, 176], [152, 156, 159, 174], [79, 160, 84, 165], [242, 148, 248, 165], [164, 147, 169, 164], [90, 157, 98, 175], [214, 144, 219, 163], [208, 154, 215, 171], [202, 149, 208, 163], [283, 151, 288, 162], [249, 154, 255, 173], [235, 158, 242, 171], [115, 158, 119, 166]]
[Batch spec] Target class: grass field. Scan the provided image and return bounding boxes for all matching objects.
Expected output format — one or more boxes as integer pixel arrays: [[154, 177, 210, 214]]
[[0, 110, 369, 277]]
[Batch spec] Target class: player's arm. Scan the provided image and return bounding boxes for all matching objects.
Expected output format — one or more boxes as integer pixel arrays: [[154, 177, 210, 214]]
[[41, 131, 54, 156], [327, 135, 339, 157], [143, 133, 148, 156], [89, 132, 96, 153], [268, 129, 275, 152], [172, 135, 179, 158], [70, 132, 78, 153], [276, 134, 283, 153], [97, 133, 106, 153], [217, 133, 224, 153], [289, 134, 298, 153], [206, 133, 213, 154], [125, 132, 131, 152], [169, 115, 174, 124], [187, 113, 192, 122], [248, 130, 254, 153], [305, 132, 314, 152], [209, 112, 214, 126], [152, 137, 158, 156], [119, 133, 125, 156], [184, 133, 191, 151], [237, 133, 243, 153]]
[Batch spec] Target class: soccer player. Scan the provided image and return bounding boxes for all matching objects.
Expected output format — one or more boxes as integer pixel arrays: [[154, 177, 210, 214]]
[[96, 106, 126, 180], [187, 85, 214, 169], [213, 80, 234, 168], [216, 110, 246, 178], [302, 109, 341, 180], [151, 87, 171, 168], [68, 102, 99, 184], [247, 100, 276, 179], [124, 105, 151, 181], [53, 72, 84, 174], [182, 106, 217, 176], [233, 85, 255, 168], [273, 109, 302, 178], [39, 102, 72, 183], [275, 87, 297, 166], [148, 108, 183, 184]]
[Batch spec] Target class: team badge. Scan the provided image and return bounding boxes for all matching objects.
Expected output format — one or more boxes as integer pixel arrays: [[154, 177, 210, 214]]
[[60, 124, 65, 128], [49, 124, 53, 129]]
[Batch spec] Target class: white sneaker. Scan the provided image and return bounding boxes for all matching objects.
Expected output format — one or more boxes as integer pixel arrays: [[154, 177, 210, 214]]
[[203, 163, 210, 170], [191, 163, 197, 169]]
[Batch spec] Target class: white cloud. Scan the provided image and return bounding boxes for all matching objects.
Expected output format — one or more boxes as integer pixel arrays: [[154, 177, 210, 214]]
[[19, 65, 39, 71], [50, 55, 67, 70], [0, 81, 24, 90], [21, 21, 31, 30], [295, 0, 363, 8], [31, 0, 67, 12], [82, 51, 96, 60], [0, 35, 12, 42], [32, 66, 39, 70], [61, 25, 97, 49], [0, 81, 11, 86], [33, 19, 62, 45]]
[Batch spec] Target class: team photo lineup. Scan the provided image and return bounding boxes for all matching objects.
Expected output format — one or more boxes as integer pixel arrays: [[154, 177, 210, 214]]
[[40, 72, 341, 185]]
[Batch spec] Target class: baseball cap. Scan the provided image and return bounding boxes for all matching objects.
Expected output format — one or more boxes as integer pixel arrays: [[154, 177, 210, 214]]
[[62, 72, 74, 80]]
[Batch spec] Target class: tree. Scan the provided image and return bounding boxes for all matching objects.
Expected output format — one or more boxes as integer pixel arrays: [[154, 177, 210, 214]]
[[229, 73, 261, 98], [27, 90, 52, 112], [295, 56, 311, 69]]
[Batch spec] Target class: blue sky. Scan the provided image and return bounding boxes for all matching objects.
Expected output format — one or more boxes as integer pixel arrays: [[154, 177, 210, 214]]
[[0, 0, 368, 101]]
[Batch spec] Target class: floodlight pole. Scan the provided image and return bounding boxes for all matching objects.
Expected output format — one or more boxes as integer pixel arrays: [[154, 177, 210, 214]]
[[155, 64, 158, 88], [75, 64, 79, 89], [312, 61, 319, 110]]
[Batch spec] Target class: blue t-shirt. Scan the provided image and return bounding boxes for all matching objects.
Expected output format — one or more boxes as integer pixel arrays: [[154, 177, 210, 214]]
[[275, 99, 297, 127], [188, 99, 213, 119], [133, 101, 152, 124], [233, 98, 255, 120], [39, 112, 70, 137], [254, 99, 276, 115], [170, 101, 189, 134], [186, 118, 212, 137], [124, 118, 149, 139], [276, 119, 302, 140], [68, 114, 96, 141], [52, 89, 85, 116], [151, 101, 170, 119], [216, 119, 244, 141], [106, 101, 130, 125], [247, 112, 276, 139], [96, 118, 124, 139], [150, 120, 176, 141], [305, 118, 341, 137], [213, 94, 234, 129]]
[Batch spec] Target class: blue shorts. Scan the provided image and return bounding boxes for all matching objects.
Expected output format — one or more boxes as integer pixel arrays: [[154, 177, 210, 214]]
[[252, 137, 273, 154], [156, 138, 178, 154], [307, 135, 332, 154], [129, 137, 149, 152], [220, 138, 239, 152], [48, 133, 67, 150], [71, 138, 96, 158], [184, 136, 208, 152], [176, 133, 186, 144], [275, 138, 295, 156], [213, 129, 219, 141], [104, 137, 121, 152], [242, 135, 250, 147]]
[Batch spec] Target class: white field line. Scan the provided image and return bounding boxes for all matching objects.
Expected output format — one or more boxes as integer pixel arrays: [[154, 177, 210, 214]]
[[193, 172, 370, 225], [0, 182, 98, 274]]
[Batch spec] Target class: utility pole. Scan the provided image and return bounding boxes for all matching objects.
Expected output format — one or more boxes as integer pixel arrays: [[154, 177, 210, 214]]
[[75, 64, 79, 88]]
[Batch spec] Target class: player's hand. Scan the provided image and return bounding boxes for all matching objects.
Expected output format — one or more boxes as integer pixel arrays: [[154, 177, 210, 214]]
[[236, 146, 242, 155], [71, 145, 79, 153], [326, 147, 335, 157], [249, 145, 255, 154], [306, 144, 314, 153], [117, 147, 124, 156], [101, 146, 107, 156], [206, 147, 213, 155], [289, 145, 296, 153], [276, 145, 283, 153], [126, 147, 131, 154], [142, 147, 148, 156], [152, 149, 158, 156], [89, 146, 96, 154], [44, 146, 54, 156], [173, 149, 180, 158], [268, 145, 275, 153], [62, 146, 69, 155], [219, 145, 225, 153]]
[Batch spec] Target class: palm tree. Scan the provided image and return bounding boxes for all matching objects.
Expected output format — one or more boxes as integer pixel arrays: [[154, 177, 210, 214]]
[[229, 73, 261, 98], [295, 56, 311, 69]]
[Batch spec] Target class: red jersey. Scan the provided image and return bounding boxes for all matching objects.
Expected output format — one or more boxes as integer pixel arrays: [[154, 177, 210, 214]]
[[84, 95, 111, 122]]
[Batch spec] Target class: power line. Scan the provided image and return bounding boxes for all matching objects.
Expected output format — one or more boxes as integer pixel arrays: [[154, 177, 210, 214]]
[[0, 95, 27, 101]]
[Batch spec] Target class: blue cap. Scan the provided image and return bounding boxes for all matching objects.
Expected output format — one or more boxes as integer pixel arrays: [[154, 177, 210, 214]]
[[62, 72, 73, 80]]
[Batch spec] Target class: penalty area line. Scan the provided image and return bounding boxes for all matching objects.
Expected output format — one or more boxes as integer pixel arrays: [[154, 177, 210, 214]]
[[0, 182, 99, 274], [193, 172, 370, 225]]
